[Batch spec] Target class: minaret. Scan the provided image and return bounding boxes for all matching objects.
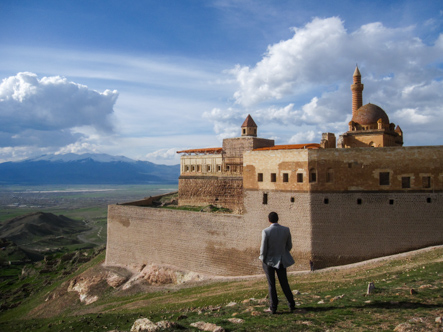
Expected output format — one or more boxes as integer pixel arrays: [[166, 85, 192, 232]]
[[351, 66, 364, 114], [241, 114, 257, 137]]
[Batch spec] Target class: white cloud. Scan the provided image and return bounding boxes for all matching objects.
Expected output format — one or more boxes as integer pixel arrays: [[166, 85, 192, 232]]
[[145, 148, 181, 164], [231, 17, 348, 107], [55, 142, 100, 155], [223, 17, 443, 146], [0, 72, 118, 148], [203, 107, 245, 140], [289, 131, 318, 144]]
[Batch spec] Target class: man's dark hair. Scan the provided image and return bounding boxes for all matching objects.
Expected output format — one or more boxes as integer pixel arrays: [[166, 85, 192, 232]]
[[268, 212, 279, 223]]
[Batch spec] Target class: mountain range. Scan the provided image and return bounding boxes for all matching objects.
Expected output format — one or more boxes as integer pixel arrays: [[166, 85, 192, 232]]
[[0, 153, 180, 185]]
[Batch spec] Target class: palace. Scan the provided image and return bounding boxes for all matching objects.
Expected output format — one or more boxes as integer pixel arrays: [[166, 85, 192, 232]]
[[105, 67, 443, 276]]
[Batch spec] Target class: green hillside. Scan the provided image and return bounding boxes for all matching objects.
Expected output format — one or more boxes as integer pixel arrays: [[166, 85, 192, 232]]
[[0, 212, 93, 254], [0, 246, 441, 331]]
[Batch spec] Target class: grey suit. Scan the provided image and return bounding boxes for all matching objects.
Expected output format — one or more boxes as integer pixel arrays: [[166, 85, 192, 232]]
[[260, 223, 295, 268], [259, 223, 295, 313]]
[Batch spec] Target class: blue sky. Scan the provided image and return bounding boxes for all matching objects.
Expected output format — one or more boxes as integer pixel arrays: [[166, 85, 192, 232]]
[[0, 0, 442, 164]]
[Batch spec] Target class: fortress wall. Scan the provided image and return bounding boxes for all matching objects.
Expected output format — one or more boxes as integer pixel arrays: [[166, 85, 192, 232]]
[[244, 146, 443, 192], [105, 204, 264, 276], [243, 190, 313, 271], [310, 192, 443, 268], [178, 176, 243, 213], [309, 146, 443, 192]]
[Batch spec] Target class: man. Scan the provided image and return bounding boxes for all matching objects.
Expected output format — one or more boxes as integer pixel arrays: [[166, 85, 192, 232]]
[[259, 211, 295, 314]]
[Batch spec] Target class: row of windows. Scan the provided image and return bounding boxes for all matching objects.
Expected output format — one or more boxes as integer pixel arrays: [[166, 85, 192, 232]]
[[258, 170, 432, 189], [183, 164, 243, 173], [262, 193, 433, 205], [380, 172, 432, 189], [258, 169, 324, 184], [183, 165, 222, 172]]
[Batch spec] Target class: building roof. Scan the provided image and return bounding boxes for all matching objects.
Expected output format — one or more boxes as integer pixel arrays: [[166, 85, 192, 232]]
[[176, 147, 223, 154], [351, 103, 389, 125], [241, 114, 257, 128], [253, 143, 320, 151]]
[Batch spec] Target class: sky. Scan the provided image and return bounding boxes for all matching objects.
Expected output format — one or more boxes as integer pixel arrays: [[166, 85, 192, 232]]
[[0, 0, 442, 165]]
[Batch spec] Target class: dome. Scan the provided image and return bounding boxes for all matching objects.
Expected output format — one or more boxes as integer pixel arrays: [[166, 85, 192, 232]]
[[352, 103, 389, 125]]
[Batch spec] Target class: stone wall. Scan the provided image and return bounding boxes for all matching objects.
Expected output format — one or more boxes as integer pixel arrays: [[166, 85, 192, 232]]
[[242, 190, 313, 271], [310, 192, 443, 268], [243, 146, 443, 192], [178, 176, 243, 213], [106, 144, 443, 276], [105, 205, 263, 276], [243, 189, 443, 270], [106, 189, 443, 275]]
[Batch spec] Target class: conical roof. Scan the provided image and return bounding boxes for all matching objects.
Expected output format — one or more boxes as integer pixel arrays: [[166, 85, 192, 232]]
[[241, 114, 257, 128]]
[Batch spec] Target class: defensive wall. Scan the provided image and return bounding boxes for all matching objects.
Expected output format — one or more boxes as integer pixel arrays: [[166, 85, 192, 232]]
[[105, 203, 262, 276], [106, 145, 443, 276], [178, 176, 243, 213]]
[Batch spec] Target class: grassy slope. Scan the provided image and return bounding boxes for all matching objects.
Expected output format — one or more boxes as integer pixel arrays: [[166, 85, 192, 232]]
[[0, 246, 442, 331]]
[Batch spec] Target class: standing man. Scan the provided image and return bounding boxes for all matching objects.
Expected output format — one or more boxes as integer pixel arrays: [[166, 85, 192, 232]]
[[259, 211, 295, 314]]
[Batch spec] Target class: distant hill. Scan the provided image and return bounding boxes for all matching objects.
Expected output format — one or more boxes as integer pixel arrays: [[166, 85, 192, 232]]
[[0, 153, 180, 185], [0, 212, 90, 246]]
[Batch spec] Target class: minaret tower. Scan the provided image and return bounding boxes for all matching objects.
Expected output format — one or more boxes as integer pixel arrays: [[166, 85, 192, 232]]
[[351, 66, 364, 114], [241, 114, 257, 137]]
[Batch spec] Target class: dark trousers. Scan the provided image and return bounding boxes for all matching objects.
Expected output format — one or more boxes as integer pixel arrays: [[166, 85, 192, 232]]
[[262, 262, 295, 311]]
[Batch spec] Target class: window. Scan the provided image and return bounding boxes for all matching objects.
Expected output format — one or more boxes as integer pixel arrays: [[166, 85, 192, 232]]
[[309, 169, 317, 183], [402, 177, 411, 189], [389, 199, 394, 205], [191, 165, 195, 172], [206, 165, 211, 172], [290, 197, 295, 203], [263, 193, 268, 205], [326, 168, 333, 183], [257, 173, 263, 182], [217, 165, 221, 172], [427, 197, 432, 203], [422, 176, 431, 188], [197, 165, 201, 172], [357, 198, 362, 205], [185, 166, 189, 172], [271, 173, 276, 182], [324, 198, 329, 204], [283, 173, 289, 182], [297, 173, 303, 183], [379, 172, 390, 186], [243, 129, 246, 134]]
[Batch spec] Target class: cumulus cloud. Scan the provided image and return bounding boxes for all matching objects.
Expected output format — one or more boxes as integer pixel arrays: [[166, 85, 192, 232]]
[[0, 72, 118, 148], [145, 148, 181, 164], [231, 17, 348, 107], [289, 131, 318, 144], [55, 142, 100, 155], [203, 108, 245, 140], [203, 17, 443, 146]]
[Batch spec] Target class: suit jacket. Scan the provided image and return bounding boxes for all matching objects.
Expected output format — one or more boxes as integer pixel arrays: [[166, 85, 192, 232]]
[[259, 223, 295, 268]]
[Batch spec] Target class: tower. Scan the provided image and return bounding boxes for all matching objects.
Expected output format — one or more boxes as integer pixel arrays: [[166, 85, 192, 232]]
[[241, 114, 257, 137], [351, 66, 364, 114]]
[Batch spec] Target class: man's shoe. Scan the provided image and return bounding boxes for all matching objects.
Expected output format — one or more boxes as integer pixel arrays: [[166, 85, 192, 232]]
[[264, 308, 277, 314]]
